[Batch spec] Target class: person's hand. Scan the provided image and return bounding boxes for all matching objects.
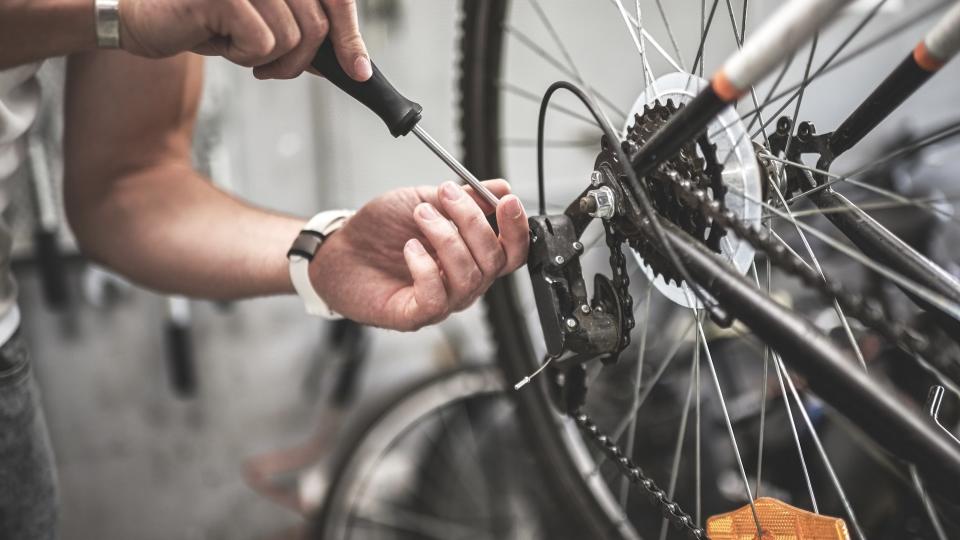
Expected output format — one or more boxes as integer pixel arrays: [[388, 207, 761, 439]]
[[118, 0, 370, 80], [309, 180, 529, 331]]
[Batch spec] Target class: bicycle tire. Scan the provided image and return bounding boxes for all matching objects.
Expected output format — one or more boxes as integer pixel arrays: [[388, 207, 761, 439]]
[[459, 0, 960, 536]]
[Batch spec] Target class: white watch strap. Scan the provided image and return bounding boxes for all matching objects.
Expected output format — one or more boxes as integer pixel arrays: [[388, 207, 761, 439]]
[[288, 210, 354, 319]]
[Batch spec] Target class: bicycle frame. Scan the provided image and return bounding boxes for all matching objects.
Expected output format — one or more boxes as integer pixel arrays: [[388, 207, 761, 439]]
[[622, 0, 960, 499], [557, 0, 960, 498]]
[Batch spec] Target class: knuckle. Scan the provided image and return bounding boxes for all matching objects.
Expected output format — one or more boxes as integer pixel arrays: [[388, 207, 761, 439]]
[[276, 27, 301, 53], [484, 250, 507, 273], [464, 268, 483, 290], [325, 0, 356, 9], [439, 232, 461, 251], [466, 212, 487, 230], [303, 12, 328, 41], [314, 16, 330, 38]]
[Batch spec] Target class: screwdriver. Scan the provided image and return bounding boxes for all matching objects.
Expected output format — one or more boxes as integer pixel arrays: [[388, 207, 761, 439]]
[[311, 41, 500, 208]]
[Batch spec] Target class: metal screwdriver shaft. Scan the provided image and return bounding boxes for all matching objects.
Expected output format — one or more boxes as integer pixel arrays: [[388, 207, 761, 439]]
[[410, 125, 499, 207], [311, 41, 499, 209]]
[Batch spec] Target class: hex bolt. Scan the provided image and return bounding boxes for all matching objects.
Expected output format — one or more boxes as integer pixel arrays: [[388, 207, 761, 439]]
[[565, 318, 578, 329], [582, 186, 616, 219], [579, 196, 599, 214], [572, 241, 584, 252], [554, 255, 565, 265], [580, 304, 591, 314]]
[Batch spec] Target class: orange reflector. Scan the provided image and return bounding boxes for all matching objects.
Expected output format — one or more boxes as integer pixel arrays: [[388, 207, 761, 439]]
[[707, 497, 850, 540]]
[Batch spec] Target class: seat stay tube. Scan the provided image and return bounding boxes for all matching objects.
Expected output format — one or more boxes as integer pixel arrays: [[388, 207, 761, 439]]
[[628, 0, 858, 185], [654, 220, 960, 500], [806, 4, 960, 336]]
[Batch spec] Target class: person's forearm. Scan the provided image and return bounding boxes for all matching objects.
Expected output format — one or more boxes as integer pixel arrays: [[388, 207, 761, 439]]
[[0, 0, 98, 68], [65, 161, 305, 300]]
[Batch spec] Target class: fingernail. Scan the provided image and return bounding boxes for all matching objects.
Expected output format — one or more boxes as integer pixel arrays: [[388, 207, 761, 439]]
[[441, 181, 463, 201], [504, 196, 524, 219], [354, 55, 373, 80], [417, 203, 440, 220], [405, 238, 425, 254]]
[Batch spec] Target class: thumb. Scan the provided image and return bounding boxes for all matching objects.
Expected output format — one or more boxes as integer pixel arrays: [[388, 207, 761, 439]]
[[320, 0, 371, 81]]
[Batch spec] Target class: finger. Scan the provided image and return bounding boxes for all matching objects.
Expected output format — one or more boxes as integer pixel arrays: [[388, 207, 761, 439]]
[[437, 181, 505, 279], [413, 202, 483, 308], [201, 1, 274, 66], [319, 0, 372, 81], [495, 194, 530, 274], [248, 0, 302, 77], [253, 0, 329, 79], [402, 238, 448, 328], [462, 179, 512, 215]]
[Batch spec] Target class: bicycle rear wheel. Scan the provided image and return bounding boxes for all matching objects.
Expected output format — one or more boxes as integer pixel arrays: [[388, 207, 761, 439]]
[[461, 1, 960, 538]]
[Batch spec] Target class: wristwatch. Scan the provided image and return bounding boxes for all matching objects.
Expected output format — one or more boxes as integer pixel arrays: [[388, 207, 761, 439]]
[[95, 0, 121, 49], [287, 210, 354, 319]]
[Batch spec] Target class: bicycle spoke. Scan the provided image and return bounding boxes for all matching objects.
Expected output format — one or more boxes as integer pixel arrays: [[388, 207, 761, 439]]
[[502, 137, 596, 148], [603, 0, 684, 72], [528, 0, 619, 133], [697, 316, 763, 537], [782, 33, 819, 158], [783, 120, 960, 205], [846, 119, 960, 177], [726, 183, 960, 321], [499, 81, 599, 127], [745, 0, 892, 127], [611, 0, 655, 88], [504, 24, 627, 119], [768, 195, 960, 220], [767, 175, 869, 371], [652, 0, 686, 71], [771, 348, 819, 512], [746, 51, 795, 133], [657, 354, 698, 540], [762, 153, 960, 224], [618, 283, 653, 509], [723, 0, 774, 149], [777, 355, 867, 540], [610, 319, 697, 442], [356, 502, 490, 539], [753, 259, 771, 497], [692, 0, 721, 76], [909, 464, 950, 540], [694, 314, 702, 525]]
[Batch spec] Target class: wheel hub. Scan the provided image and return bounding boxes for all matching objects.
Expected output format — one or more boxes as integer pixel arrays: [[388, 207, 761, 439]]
[[617, 73, 763, 308]]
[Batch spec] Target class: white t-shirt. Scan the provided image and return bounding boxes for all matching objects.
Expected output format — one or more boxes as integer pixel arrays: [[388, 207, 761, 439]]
[[0, 63, 41, 334], [0, 63, 41, 180]]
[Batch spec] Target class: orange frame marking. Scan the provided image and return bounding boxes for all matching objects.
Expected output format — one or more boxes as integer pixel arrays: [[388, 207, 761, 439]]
[[914, 41, 946, 72]]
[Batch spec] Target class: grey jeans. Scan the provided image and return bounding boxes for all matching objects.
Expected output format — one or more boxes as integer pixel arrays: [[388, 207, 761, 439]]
[[0, 330, 57, 539]]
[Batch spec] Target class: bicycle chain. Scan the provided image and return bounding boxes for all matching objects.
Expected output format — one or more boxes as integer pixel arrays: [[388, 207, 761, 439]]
[[663, 176, 930, 356], [573, 411, 707, 539], [569, 143, 929, 538], [605, 222, 635, 354]]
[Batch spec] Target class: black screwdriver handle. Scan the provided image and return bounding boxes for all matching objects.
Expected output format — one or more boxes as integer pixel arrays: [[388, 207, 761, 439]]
[[311, 40, 423, 137]]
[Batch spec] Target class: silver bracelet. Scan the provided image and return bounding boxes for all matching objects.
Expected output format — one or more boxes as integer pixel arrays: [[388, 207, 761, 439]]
[[95, 0, 121, 49]]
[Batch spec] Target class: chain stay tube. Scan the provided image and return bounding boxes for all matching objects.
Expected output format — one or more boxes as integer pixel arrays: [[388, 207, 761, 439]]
[[650, 216, 960, 499]]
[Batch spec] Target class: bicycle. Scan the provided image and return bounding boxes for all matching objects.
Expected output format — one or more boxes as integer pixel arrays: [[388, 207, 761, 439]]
[[314, 1, 960, 538]]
